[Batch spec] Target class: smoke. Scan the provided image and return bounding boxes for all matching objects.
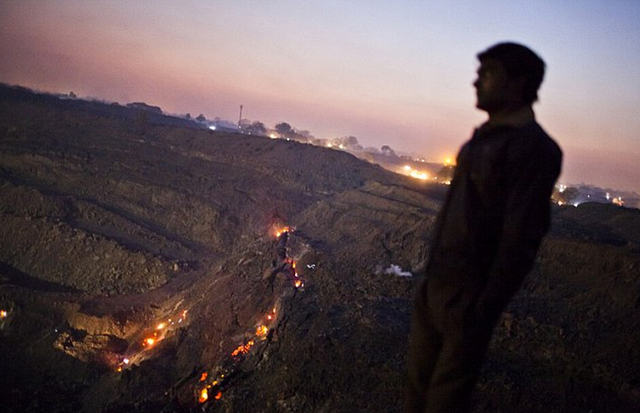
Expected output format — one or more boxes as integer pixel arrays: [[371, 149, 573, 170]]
[[382, 264, 412, 277]]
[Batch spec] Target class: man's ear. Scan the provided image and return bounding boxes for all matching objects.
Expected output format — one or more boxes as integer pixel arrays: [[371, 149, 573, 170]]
[[507, 76, 528, 103], [512, 76, 527, 100]]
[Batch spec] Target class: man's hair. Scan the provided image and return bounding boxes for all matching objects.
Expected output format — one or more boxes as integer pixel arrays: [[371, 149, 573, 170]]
[[478, 42, 546, 104]]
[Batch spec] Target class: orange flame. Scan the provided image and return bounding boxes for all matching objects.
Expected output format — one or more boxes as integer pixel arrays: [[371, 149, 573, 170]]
[[215, 391, 222, 400], [256, 325, 268, 337], [199, 388, 209, 403], [275, 225, 296, 238], [0, 310, 7, 319], [275, 226, 290, 238], [199, 372, 208, 382], [231, 340, 255, 357]]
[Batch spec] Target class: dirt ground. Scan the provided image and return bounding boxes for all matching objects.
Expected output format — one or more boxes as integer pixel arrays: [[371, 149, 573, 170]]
[[1, 84, 639, 412]]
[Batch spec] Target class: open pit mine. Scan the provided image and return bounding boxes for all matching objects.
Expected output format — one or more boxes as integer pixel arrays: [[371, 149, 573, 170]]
[[1, 84, 640, 412]]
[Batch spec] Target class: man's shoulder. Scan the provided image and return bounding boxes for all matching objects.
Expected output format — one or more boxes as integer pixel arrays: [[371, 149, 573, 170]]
[[505, 122, 561, 156], [506, 122, 563, 174]]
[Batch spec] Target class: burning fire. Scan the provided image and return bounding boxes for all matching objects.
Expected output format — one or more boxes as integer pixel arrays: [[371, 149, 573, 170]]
[[231, 340, 255, 357], [197, 306, 281, 404], [0, 310, 7, 319], [115, 309, 189, 372], [274, 226, 293, 238], [256, 325, 269, 337], [284, 258, 305, 289], [196, 224, 306, 405], [199, 388, 209, 403], [402, 165, 430, 181]]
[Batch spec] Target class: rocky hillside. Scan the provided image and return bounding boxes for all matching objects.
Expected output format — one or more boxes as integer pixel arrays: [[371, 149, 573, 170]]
[[1, 84, 639, 412]]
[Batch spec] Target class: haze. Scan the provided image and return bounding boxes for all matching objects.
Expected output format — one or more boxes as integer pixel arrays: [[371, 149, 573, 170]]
[[1, 0, 639, 192]]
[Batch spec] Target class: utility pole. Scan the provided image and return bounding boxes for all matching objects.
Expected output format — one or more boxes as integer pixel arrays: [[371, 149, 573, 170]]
[[238, 104, 243, 131]]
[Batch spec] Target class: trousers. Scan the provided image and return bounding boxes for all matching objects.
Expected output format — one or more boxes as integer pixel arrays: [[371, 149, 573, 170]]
[[405, 276, 499, 413]]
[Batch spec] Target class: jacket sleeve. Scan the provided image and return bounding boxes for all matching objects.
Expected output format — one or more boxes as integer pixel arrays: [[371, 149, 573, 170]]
[[476, 134, 561, 320]]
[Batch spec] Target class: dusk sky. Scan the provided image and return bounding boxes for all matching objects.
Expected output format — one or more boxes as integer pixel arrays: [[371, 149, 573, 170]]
[[1, 1, 639, 192]]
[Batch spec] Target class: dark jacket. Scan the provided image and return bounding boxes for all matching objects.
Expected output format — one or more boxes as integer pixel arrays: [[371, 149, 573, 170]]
[[427, 121, 562, 320]]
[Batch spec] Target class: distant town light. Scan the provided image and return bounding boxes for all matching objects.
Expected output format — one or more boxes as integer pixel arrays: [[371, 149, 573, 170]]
[[209, 125, 216, 131], [410, 170, 429, 180]]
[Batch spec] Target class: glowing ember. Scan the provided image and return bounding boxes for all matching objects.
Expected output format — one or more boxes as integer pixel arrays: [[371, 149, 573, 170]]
[[274, 225, 295, 238], [195, 223, 308, 403], [0, 310, 7, 319], [256, 325, 268, 337], [231, 340, 255, 357], [113, 308, 193, 372], [199, 388, 209, 403], [275, 227, 290, 238]]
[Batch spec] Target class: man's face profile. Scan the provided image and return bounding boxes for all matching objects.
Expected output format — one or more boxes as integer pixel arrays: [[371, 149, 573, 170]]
[[473, 58, 523, 114]]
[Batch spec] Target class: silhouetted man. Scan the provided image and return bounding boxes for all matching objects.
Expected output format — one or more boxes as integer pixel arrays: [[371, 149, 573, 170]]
[[405, 42, 562, 413]]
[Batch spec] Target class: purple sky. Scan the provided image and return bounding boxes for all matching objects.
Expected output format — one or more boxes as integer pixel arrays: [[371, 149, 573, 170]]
[[1, 1, 639, 192]]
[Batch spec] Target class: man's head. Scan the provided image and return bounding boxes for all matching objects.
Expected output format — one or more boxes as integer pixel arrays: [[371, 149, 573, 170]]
[[474, 42, 546, 113]]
